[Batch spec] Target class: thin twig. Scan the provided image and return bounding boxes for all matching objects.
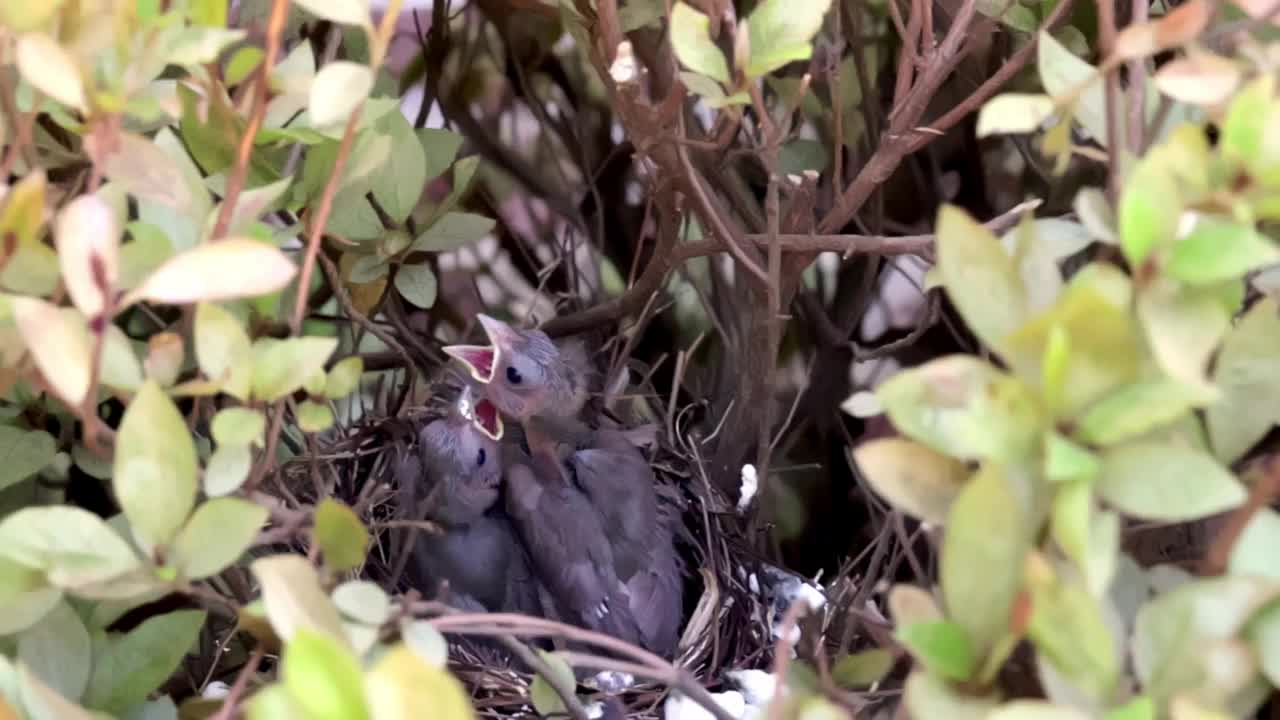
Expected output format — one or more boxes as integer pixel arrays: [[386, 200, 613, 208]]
[[209, 646, 265, 720]]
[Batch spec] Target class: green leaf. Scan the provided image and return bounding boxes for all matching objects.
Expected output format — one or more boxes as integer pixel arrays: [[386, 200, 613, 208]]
[[941, 464, 1029, 655], [1073, 187, 1117, 244], [313, 500, 369, 572], [1207, 296, 1280, 463], [15, 33, 86, 111], [297, 401, 335, 433], [114, 381, 198, 548], [1138, 280, 1231, 396], [411, 212, 496, 253], [896, 620, 976, 681], [291, 0, 371, 27], [204, 444, 252, 497], [400, 621, 448, 669], [124, 238, 297, 307], [195, 303, 253, 401], [936, 205, 1027, 355], [171, 498, 267, 580], [94, 131, 197, 215], [976, 94, 1055, 137], [745, 0, 833, 78], [850, 438, 969, 524], [226, 46, 264, 85], [251, 555, 350, 647], [12, 299, 92, 407], [1247, 601, 1280, 687], [830, 648, 895, 689], [101, 325, 145, 392], [119, 222, 175, 291], [283, 629, 369, 720], [417, 129, 464, 181], [394, 263, 437, 309], [310, 62, 372, 128], [325, 357, 364, 399], [251, 337, 339, 402], [1075, 380, 1208, 446], [370, 112, 427, 223], [0, 427, 56, 493], [670, 3, 730, 84], [1231, 508, 1280, 581], [1044, 432, 1099, 483], [0, 555, 62, 634], [19, 662, 97, 720], [1024, 558, 1119, 701], [1037, 31, 1107, 146], [332, 581, 391, 625], [18, 600, 90, 701], [904, 671, 999, 720], [1167, 216, 1280, 285], [206, 177, 292, 242], [1119, 153, 1182, 266], [1104, 696, 1155, 720], [989, 702, 1092, 720], [364, 646, 475, 720], [1221, 75, 1275, 181], [1096, 442, 1245, 522], [876, 355, 1041, 462], [211, 408, 266, 448], [0, 505, 143, 592], [82, 610, 206, 713], [529, 650, 577, 717], [55, 193, 121, 319]]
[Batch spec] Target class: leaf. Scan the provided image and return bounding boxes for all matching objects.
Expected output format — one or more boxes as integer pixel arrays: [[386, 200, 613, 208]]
[[297, 401, 335, 433], [310, 62, 372, 128], [976, 94, 1056, 137], [745, 0, 833, 78], [89, 131, 196, 213], [936, 205, 1027, 355], [291, 0, 371, 26], [896, 621, 976, 681], [400, 621, 448, 669], [332, 581, 391, 625], [251, 337, 339, 402], [411, 212, 496, 253], [1095, 442, 1245, 522], [250, 555, 349, 647], [830, 648, 895, 689], [370, 112, 427, 223], [124, 239, 297, 307], [1153, 52, 1242, 107], [82, 610, 207, 713], [876, 355, 1041, 462], [0, 556, 62, 635], [313, 499, 369, 572], [394, 263, 437, 309], [1024, 558, 1119, 701], [0, 506, 139, 591], [113, 381, 198, 549], [850, 438, 969, 525], [989, 702, 1092, 720], [207, 177, 292, 242], [1076, 380, 1209, 446], [529, 650, 577, 717], [941, 464, 1029, 655], [1119, 153, 1183, 266], [171, 498, 267, 580], [417, 129, 464, 181], [119, 222, 175, 291], [889, 584, 944, 626], [1138, 280, 1232, 396], [670, 3, 730, 84], [1044, 432, 1099, 483], [211, 408, 266, 448], [1111, 0, 1211, 61], [1105, 697, 1156, 720], [1167, 215, 1280, 285], [904, 671, 1000, 720], [101, 325, 145, 392], [195, 303, 253, 401], [364, 646, 475, 720], [12, 299, 91, 407], [18, 600, 91, 702], [55, 193, 121, 318], [1037, 32, 1107, 146], [204, 444, 252, 497], [144, 333, 184, 387], [1073, 188, 1117, 244], [0, 427, 56, 493], [325, 357, 363, 400], [1230, 508, 1280, 579], [1205, 298, 1280, 463], [283, 629, 369, 720], [19, 663, 97, 720], [16, 33, 86, 111]]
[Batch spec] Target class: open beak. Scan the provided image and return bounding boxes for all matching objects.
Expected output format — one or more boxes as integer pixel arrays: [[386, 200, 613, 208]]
[[442, 344, 497, 383], [472, 398, 504, 441], [476, 314, 521, 353]]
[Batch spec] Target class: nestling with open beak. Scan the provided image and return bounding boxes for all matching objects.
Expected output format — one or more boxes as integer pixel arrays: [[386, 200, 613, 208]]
[[402, 386, 542, 616]]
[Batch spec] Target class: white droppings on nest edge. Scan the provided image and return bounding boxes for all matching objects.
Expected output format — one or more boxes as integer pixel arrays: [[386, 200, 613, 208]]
[[610, 41, 639, 85], [737, 465, 758, 513]]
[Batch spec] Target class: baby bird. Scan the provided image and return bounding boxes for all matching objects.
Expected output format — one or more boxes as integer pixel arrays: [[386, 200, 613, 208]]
[[403, 386, 541, 616]]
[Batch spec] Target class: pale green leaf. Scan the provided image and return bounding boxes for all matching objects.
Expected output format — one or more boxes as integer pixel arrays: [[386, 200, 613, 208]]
[[16, 33, 86, 111], [113, 381, 198, 548], [1119, 153, 1182, 266], [529, 650, 577, 717], [830, 648, 895, 689], [206, 177, 292, 242], [19, 663, 97, 720], [1037, 31, 1107, 146], [936, 205, 1027, 354], [55, 193, 121, 318], [292, 0, 371, 27], [195, 303, 253, 401], [164, 27, 246, 67], [12, 299, 91, 407], [100, 325, 145, 392], [283, 629, 369, 720], [371, 112, 427, 223], [332, 581, 391, 625], [670, 3, 730, 84], [364, 646, 474, 720], [251, 555, 349, 647], [204, 444, 252, 497], [1025, 566, 1119, 701], [896, 620, 975, 681], [417, 129, 464, 182], [18, 600, 90, 702], [0, 506, 140, 591], [394, 263, 437, 309], [310, 62, 372, 128], [1076, 380, 1209, 446], [976, 94, 1055, 137], [903, 671, 1000, 720], [850, 438, 968, 524], [1096, 442, 1245, 522], [400, 621, 448, 669], [297, 401, 335, 433], [313, 499, 368, 572], [745, 0, 833, 77], [93, 131, 196, 213], [0, 427, 56, 493], [171, 498, 267, 580], [119, 222, 175, 291], [0, 555, 62, 635], [211, 407, 266, 448], [1167, 215, 1280, 285], [411, 212, 496, 253], [941, 464, 1029, 655], [251, 337, 339, 402], [1205, 297, 1280, 463], [1073, 187, 1117, 244], [325, 357, 364, 400], [989, 702, 1092, 720], [1247, 601, 1280, 687], [82, 610, 207, 713], [124, 239, 297, 307], [1138, 280, 1231, 395]]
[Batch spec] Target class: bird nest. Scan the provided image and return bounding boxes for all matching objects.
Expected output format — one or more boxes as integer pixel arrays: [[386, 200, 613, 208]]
[[270, 357, 850, 718]]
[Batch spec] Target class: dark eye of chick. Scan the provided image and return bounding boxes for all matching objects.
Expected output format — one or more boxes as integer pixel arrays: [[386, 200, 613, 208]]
[[505, 366, 523, 385], [476, 447, 487, 467]]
